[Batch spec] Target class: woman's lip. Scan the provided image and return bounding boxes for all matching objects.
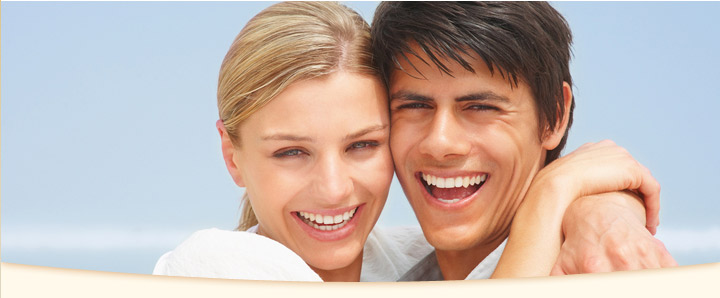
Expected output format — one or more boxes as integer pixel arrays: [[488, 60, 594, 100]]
[[415, 172, 487, 210], [292, 204, 361, 216], [292, 204, 365, 242]]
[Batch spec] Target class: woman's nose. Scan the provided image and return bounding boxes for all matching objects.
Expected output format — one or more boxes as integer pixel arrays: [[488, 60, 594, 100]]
[[313, 154, 354, 205]]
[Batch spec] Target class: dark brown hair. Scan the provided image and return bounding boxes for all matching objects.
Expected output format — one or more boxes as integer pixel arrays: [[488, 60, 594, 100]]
[[371, 1, 574, 164]]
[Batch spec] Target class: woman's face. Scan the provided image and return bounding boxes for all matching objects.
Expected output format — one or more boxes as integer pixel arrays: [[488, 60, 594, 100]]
[[227, 71, 392, 273]]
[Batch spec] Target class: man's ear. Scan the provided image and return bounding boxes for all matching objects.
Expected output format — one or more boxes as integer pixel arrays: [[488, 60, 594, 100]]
[[217, 119, 245, 187], [542, 82, 573, 151]]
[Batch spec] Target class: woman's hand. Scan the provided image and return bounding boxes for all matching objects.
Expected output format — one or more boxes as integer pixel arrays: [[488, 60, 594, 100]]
[[534, 140, 661, 234], [551, 191, 677, 275], [493, 140, 662, 278]]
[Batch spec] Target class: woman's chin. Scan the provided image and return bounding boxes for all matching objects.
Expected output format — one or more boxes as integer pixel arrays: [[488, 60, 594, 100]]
[[301, 245, 363, 272]]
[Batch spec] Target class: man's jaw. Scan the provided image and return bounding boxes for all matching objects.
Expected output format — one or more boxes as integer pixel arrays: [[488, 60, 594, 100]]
[[418, 172, 488, 205]]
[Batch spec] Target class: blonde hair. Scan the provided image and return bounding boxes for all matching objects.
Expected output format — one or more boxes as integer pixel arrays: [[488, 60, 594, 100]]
[[217, 2, 377, 231]]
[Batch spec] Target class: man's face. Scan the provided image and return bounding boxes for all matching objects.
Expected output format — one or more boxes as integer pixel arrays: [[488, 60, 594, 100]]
[[389, 46, 555, 251]]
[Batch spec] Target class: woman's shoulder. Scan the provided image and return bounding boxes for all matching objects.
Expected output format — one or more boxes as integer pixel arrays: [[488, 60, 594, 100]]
[[153, 228, 321, 281]]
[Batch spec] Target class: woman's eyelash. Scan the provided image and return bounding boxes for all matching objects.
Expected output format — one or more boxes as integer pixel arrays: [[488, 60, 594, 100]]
[[273, 148, 304, 158], [347, 141, 379, 151]]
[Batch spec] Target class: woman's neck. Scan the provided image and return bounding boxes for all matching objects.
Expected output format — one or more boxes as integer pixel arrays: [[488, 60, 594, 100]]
[[309, 250, 364, 282]]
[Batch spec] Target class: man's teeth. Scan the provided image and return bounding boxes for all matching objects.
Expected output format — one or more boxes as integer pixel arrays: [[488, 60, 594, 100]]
[[437, 198, 461, 204], [422, 173, 487, 189], [297, 208, 357, 231]]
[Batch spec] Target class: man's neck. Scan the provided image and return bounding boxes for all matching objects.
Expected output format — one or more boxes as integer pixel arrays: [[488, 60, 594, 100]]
[[435, 236, 507, 280]]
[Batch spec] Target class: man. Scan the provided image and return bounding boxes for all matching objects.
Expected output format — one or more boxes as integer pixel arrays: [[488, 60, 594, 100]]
[[371, 2, 676, 280]]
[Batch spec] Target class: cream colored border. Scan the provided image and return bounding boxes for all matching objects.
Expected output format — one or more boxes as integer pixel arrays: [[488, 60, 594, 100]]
[[2, 262, 719, 297], [1, 1, 718, 297]]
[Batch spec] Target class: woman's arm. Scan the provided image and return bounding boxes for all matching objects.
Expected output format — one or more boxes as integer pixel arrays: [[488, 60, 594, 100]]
[[491, 140, 662, 278]]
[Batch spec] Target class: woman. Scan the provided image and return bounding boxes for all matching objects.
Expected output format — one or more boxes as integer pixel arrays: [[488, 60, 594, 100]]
[[154, 1, 431, 282]]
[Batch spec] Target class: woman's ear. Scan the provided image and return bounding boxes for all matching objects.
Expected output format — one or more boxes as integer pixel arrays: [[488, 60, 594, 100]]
[[217, 120, 245, 187], [542, 81, 573, 151]]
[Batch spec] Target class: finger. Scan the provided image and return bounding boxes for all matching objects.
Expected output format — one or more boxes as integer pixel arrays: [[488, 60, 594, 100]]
[[634, 238, 677, 270], [639, 165, 661, 231], [654, 238, 679, 267], [661, 254, 679, 267], [604, 241, 640, 271], [580, 255, 613, 273], [634, 246, 662, 270], [550, 262, 567, 276], [646, 225, 657, 236], [624, 163, 660, 234]]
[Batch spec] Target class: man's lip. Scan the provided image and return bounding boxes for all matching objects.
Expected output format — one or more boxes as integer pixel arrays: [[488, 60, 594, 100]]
[[415, 171, 488, 209], [418, 171, 488, 180]]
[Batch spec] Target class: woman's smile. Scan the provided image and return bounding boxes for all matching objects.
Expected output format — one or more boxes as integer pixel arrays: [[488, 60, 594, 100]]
[[292, 204, 365, 241]]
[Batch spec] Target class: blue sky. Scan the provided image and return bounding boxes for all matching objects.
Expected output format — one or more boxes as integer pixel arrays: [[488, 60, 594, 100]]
[[2, 1, 719, 274]]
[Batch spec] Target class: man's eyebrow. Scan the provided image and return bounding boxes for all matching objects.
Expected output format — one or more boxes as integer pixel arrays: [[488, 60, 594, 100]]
[[389, 90, 433, 102], [390, 90, 510, 103], [344, 124, 389, 141], [261, 134, 313, 142], [456, 92, 511, 103]]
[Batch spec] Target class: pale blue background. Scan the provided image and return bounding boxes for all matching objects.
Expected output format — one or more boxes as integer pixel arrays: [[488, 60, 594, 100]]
[[2, 2, 719, 274]]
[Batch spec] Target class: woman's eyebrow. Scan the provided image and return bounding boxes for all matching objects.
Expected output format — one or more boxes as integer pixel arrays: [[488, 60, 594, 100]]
[[259, 125, 387, 143], [261, 133, 313, 142], [344, 124, 388, 141]]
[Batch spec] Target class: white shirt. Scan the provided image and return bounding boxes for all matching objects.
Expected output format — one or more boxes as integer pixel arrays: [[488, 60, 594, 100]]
[[153, 228, 322, 281], [153, 226, 433, 282], [397, 239, 506, 281]]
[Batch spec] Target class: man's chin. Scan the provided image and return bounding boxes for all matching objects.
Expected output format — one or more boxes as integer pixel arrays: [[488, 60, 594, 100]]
[[419, 221, 485, 251]]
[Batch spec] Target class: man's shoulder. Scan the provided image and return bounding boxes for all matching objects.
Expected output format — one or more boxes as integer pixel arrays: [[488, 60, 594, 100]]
[[361, 226, 434, 282]]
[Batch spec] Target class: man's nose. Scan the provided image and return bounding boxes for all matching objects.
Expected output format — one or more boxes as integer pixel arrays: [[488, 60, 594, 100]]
[[418, 109, 471, 161]]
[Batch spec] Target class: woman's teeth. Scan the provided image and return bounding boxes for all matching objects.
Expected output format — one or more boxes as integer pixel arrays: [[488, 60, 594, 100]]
[[422, 173, 487, 188], [297, 208, 357, 231]]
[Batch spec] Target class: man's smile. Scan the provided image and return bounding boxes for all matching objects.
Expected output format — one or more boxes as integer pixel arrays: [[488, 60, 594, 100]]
[[418, 172, 488, 204]]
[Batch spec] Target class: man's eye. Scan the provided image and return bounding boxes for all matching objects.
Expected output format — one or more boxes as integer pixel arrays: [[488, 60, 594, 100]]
[[466, 104, 499, 111], [395, 102, 432, 110], [347, 141, 378, 151], [273, 149, 304, 158]]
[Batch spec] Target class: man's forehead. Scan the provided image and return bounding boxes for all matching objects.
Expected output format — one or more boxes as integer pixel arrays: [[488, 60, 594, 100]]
[[388, 61, 520, 98], [388, 43, 522, 91], [390, 46, 474, 78]]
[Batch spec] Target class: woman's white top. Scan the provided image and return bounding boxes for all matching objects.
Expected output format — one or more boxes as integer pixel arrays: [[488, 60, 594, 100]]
[[153, 226, 433, 282]]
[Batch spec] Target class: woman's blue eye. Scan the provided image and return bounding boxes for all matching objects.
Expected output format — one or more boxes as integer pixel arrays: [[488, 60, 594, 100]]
[[348, 141, 378, 151], [273, 149, 303, 158]]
